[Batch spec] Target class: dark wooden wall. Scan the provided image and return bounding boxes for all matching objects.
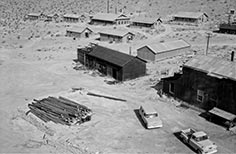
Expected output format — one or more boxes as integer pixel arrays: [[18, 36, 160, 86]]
[[122, 58, 146, 81], [163, 67, 236, 114]]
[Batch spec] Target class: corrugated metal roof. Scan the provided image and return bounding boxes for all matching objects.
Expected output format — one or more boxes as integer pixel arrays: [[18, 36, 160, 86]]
[[131, 17, 158, 24], [142, 39, 190, 54], [67, 27, 92, 33], [63, 14, 80, 18], [173, 12, 207, 19], [92, 13, 129, 22], [209, 107, 236, 121], [88, 45, 135, 67], [184, 55, 236, 81], [99, 29, 134, 37]]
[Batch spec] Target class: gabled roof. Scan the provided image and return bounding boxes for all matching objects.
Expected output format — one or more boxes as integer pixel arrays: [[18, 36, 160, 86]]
[[28, 13, 42, 17], [92, 13, 129, 22], [139, 39, 190, 54], [173, 12, 208, 19], [184, 55, 236, 81], [99, 29, 134, 37], [63, 14, 80, 18], [67, 27, 92, 33], [88, 45, 136, 67], [131, 17, 160, 24]]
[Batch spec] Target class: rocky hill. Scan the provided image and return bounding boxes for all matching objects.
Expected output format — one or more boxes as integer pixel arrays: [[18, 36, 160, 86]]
[[1, 0, 236, 28]]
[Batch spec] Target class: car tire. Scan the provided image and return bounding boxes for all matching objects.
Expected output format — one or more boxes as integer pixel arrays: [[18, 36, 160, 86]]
[[197, 149, 202, 154]]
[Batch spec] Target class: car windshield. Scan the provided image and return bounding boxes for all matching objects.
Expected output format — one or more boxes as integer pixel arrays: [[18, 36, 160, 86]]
[[144, 113, 158, 118], [195, 135, 209, 142]]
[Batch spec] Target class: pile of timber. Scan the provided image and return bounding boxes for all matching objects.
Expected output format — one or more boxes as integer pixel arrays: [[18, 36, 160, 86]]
[[27, 96, 92, 126]]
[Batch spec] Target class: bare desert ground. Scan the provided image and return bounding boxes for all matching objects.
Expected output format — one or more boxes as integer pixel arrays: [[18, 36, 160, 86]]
[[0, 0, 236, 153]]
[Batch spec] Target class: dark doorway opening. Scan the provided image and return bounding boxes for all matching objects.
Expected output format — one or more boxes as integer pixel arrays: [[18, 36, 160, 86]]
[[85, 32, 89, 38], [112, 68, 117, 80]]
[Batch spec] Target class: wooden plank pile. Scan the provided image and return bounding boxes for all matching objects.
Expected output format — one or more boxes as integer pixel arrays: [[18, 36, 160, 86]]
[[27, 96, 92, 126]]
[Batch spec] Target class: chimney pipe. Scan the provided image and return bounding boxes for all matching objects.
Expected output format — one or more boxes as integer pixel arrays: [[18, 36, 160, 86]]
[[231, 51, 234, 62]]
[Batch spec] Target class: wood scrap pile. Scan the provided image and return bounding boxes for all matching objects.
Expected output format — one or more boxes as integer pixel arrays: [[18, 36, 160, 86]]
[[27, 96, 92, 126]]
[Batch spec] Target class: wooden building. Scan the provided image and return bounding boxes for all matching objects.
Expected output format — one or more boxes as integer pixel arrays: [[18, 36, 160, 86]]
[[90, 13, 130, 25], [130, 17, 162, 28], [99, 29, 134, 43], [217, 24, 236, 34], [45, 13, 59, 22], [27, 13, 44, 20], [63, 14, 80, 22], [161, 55, 236, 114], [137, 39, 190, 61], [171, 12, 208, 25], [66, 27, 93, 38], [77, 45, 146, 81]]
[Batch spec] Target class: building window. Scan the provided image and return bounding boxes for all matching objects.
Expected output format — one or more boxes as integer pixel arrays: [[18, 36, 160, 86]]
[[197, 90, 204, 103], [169, 83, 174, 94]]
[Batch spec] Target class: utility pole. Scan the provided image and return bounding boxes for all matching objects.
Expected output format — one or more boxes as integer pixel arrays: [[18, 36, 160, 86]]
[[107, 0, 109, 13], [206, 32, 212, 55]]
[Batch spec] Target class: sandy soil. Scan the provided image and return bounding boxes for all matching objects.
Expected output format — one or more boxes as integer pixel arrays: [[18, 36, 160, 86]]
[[0, 11, 236, 154]]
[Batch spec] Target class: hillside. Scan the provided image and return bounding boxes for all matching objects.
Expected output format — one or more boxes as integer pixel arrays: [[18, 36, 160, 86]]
[[1, 0, 236, 28]]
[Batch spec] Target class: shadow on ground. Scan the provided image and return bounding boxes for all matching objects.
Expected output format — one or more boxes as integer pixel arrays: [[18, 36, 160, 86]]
[[173, 131, 197, 154], [133, 109, 146, 129]]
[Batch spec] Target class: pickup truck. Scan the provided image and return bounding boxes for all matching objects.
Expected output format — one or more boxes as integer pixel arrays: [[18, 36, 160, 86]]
[[180, 128, 217, 154]]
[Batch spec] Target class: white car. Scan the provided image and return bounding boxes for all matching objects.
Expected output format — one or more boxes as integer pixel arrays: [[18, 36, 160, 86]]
[[139, 104, 163, 129]]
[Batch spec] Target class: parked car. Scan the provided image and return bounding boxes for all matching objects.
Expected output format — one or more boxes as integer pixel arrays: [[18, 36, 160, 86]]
[[180, 128, 217, 154], [139, 104, 163, 129]]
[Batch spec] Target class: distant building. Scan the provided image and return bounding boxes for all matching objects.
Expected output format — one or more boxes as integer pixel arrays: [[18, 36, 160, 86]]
[[66, 27, 94, 38], [137, 39, 190, 61], [45, 13, 59, 22], [161, 54, 236, 114], [130, 17, 162, 28], [63, 14, 80, 22], [99, 29, 134, 43], [90, 13, 130, 25], [216, 10, 236, 34], [171, 12, 208, 25], [77, 45, 146, 81], [27, 13, 44, 20]]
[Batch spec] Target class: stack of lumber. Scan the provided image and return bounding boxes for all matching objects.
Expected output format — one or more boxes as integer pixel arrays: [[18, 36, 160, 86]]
[[27, 96, 92, 126]]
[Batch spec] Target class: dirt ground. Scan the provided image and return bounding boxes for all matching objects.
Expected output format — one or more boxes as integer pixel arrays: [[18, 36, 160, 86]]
[[0, 19, 236, 154]]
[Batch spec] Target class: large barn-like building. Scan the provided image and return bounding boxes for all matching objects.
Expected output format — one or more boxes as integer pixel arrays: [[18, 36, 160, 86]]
[[171, 12, 208, 25], [130, 17, 162, 28], [161, 54, 236, 115], [137, 39, 190, 61], [77, 45, 146, 81], [99, 29, 134, 43], [90, 13, 130, 25]]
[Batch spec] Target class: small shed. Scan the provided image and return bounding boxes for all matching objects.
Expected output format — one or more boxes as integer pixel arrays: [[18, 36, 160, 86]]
[[99, 29, 134, 43], [91, 13, 130, 25], [130, 17, 162, 28], [27, 13, 43, 20], [208, 107, 236, 129], [66, 27, 93, 38], [171, 12, 208, 24], [77, 45, 146, 81], [137, 39, 190, 61], [63, 14, 80, 22]]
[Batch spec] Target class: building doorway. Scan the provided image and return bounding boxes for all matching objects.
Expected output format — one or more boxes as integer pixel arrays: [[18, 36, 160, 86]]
[[85, 32, 89, 38], [112, 68, 118, 80]]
